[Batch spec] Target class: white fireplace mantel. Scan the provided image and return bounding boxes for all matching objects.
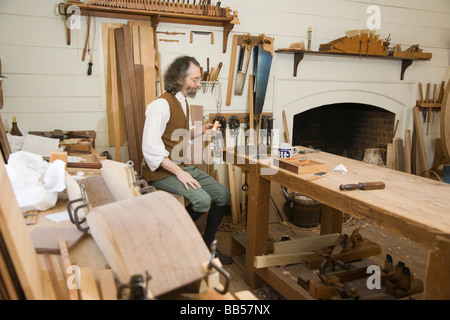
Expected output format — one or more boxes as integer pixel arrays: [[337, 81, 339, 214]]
[[273, 77, 417, 145]]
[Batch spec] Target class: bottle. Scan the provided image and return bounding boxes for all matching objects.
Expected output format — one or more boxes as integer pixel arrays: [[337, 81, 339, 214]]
[[9, 116, 22, 136]]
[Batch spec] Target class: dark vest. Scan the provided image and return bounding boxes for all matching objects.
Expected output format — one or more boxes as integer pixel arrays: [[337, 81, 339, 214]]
[[142, 92, 190, 182]]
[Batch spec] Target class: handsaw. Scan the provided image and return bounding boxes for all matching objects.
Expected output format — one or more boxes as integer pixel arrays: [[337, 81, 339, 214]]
[[253, 34, 274, 116]]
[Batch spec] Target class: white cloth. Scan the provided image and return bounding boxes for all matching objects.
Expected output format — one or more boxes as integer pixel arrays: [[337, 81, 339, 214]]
[[5, 151, 66, 212], [142, 92, 192, 171]]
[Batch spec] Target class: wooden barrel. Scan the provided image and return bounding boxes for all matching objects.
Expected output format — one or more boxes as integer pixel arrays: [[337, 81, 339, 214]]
[[283, 193, 321, 228]]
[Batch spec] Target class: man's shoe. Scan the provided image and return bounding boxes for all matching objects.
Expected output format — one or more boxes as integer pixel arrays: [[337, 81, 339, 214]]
[[216, 249, 233, 265]]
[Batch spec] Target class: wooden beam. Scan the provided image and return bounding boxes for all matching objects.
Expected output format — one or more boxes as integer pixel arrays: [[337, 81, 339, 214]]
[[254, 252, 314, 269], [273, 233, 340, 255]]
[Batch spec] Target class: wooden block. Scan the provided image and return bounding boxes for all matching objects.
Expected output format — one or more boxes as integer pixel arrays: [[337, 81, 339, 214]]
[[98, 269, 117, 300], [308, 277, 339, 299], [234, 290, 259, 300], [273, 233, 340, 255], [79, 267, 101, 300], [254, 252, 314, 268], [274, 158, 328, 175]]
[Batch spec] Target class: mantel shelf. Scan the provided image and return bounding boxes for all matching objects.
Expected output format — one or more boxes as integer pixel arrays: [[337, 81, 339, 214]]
[[275, 49, 431, 80]]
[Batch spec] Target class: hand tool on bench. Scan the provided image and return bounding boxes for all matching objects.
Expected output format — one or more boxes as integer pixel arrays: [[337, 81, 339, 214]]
[[339, 181, 385, 191]]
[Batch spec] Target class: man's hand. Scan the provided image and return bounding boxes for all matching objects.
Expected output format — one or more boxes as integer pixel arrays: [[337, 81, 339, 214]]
[[203, 121, 221, 135], [176, 169, 201, 191]]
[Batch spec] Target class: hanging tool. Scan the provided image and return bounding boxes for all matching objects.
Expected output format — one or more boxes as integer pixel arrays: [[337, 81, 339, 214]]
[[226, 34, 239, 106], [86, 17, 96, 76], [190, 30, 214, 44], [234, 34, 253, 95], [82, 14, 92, 62]]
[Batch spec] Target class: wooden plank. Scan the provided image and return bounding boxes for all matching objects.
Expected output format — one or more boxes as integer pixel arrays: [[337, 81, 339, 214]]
[[98, 269, 117, 300], [128, 21, 157, 107], [108, 27, 123, 161], [0, 114, 12, 163], [102, 22, 127, 151], [114, 27, 140, 172], [282, 110, 290, 144], [404, 129, 412, 173], [226, 34, 239, 106], [79, 267, 101, 300], [412, 106, 430, 177], [43, 253, 65, 300], [254, 252, 314, 268], [273, 233, 340, 255], [394, 137, 404, 172], [58, 238, 79, 300], [86, 191, 211, 298], [0, 161, 43, 299], [190, 105, 205, 171], [440, 80, 450, 162]]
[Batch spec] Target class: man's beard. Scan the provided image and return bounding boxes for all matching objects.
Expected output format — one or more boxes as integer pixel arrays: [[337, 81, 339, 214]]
[[186, 86, 197, 98]]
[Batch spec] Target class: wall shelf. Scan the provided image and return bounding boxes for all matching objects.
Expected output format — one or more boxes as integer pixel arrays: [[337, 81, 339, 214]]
[[61, 1, 239, 53], [275, 49, 431, 80]]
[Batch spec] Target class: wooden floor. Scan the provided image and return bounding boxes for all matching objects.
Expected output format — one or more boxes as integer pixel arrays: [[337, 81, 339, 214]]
[[204, 211, 429, 300]]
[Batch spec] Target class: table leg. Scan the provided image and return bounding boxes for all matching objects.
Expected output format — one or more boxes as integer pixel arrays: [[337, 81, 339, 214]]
[[424, 237, 450, 300], [245, 165, 271, 288], [320, 204, 343, 235]]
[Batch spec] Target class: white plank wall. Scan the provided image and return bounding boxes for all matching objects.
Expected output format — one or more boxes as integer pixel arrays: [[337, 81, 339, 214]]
[[0, 0, 449, 163]]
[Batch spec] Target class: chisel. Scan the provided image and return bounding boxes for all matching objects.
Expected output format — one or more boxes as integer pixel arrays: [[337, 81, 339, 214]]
[[339, 181, 385, 191]]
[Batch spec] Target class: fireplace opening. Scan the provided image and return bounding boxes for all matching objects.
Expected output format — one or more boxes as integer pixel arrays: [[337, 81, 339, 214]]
[[292, 103, 395, 162]]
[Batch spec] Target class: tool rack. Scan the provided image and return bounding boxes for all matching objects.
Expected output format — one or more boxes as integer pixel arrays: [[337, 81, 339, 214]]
[[60, 0, 239, 53]]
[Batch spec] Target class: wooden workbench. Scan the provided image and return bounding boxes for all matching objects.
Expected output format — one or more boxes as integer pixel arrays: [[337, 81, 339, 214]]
[[224, 146, 450, 300]]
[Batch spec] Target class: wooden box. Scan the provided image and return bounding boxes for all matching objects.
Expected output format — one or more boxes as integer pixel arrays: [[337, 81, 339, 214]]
[[274, 157, 328, 174]]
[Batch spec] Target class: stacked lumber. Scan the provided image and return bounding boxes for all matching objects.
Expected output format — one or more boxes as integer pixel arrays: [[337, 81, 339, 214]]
[[102, 21, 157, 168], [410, 81, 448, 179]]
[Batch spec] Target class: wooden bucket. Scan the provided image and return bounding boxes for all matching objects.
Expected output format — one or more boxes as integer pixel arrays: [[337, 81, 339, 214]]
[[284, 193, 321, 228]]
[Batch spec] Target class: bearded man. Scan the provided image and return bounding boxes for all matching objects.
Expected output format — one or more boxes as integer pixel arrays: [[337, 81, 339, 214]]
[[142, 56, 232, 264]]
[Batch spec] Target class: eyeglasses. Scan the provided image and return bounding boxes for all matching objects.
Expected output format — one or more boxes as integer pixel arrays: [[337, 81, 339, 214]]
[[189, 77, 201, 83]]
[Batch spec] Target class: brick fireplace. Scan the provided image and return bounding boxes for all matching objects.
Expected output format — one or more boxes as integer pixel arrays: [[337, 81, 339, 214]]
[[273, 77, 417, 161], [292, 102, 395, 161]]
